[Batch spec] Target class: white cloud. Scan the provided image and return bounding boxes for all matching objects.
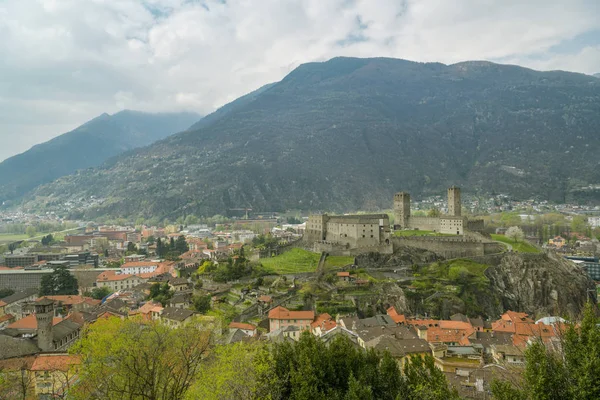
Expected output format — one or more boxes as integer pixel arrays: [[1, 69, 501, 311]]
[[0, 0, 599, 161]]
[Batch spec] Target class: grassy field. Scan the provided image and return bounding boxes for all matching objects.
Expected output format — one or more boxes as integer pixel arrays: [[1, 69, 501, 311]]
[[260, 248, 354, 274], [491, 234, 540, 253], [394, 229, 455, 237], [0, 234, 29, 244]]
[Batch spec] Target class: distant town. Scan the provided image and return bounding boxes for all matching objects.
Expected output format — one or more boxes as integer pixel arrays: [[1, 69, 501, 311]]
[[1, 188, 599, 398]]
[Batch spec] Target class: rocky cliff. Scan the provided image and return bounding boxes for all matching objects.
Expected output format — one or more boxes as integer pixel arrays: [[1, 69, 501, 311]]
[[485, 252, 595, 318]]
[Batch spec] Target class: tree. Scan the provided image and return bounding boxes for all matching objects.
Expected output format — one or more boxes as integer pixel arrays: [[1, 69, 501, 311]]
[[175, 235, 190, 254], [39, 266, 79, 296], [69, 317, 212, 400], [25, 225, 37, 238], [571, 215, 588, 234], [427, 207, 441, 217], [193, 295, 212, 314], [506, 226, 525, 243], [41, 234, 55, 246], [89, 286, 112, 300], [492, 302, 600, 400], [149, 282, 173, 306], [0, 288, 14, 298], [156, 238, 164, 258], [146, 235, 156, 245]]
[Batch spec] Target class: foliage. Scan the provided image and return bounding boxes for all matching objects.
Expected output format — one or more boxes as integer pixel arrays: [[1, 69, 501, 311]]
[[149, 282, 174, 306], [41, 233, 55, 245], [156, 235, 189, 260], [506, 226, 525, 242], [25, 225, 37, 238], [89, 286, 112, 300], [0, 288, 14, 298], [212, 254, 253, 283], [491, 234, 540, 253], [286, 216, 302, 224], [492, 302, 600, 400], [69, 317, 211, 400], [193, 295, 212, 314], [39, 266, 79, 296]]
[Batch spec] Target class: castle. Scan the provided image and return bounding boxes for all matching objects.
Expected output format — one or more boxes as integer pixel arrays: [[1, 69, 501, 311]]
[[306, 186, 484, 252], [394, 186, 483, 235]]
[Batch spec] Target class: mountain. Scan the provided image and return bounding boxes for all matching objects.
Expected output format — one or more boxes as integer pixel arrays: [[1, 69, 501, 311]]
[[24, 57, 600, 220], [0, 110, 200, 203]]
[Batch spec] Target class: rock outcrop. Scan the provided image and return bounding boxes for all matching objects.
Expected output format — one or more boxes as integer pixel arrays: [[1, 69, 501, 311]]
[[484, 252, 595, 318]]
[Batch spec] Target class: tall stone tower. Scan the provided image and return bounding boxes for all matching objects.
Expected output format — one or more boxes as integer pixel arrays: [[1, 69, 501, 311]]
[[447, 186, 461, 217], [35, 298, 54, 352], [393, 192, 411, 229]]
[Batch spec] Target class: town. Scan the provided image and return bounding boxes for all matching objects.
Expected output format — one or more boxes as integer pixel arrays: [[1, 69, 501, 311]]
[[0, 188, 599, 398]]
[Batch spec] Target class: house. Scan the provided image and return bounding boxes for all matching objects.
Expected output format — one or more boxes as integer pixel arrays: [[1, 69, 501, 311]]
[[1, 289, 38, 319], [491, 310, 534, 333], [228, 322, 257, 336], [336, 272, 353, 282], [268, 306, 314, 333], [168, 277, 191, 292], [310, 313, 337, 336], [95, 271, 147, 292], [548, 236, 566, 248], [433, 345, 483, 373], [491, 344, 525, 365], [387, 306, 406, 325], [158, 307, 197, 328], [30, 354, 81, 397], [120, 261, 158, 275]]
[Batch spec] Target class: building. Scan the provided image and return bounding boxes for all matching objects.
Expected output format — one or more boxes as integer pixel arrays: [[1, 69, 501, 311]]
[[305, 214, 391, 249], [3, 254, 38, 268], [268, 306, 315, 333], [228, 322, 257, 336], [95, 271, 147, 292], [394, 186, 483, 235], [30, 354, 81, 398], [120, 261, 159, 275], [1, 288, 38, 319]]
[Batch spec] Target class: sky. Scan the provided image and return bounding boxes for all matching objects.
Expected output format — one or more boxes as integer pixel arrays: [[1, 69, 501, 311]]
[[0, 0, 599, 161]]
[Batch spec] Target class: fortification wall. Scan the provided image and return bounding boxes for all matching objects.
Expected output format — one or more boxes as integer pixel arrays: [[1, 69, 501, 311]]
[[314, 241, 393, 257], [467, 219, 485, 232], [407, 216, 440, 231], [392, 236, 485, 258]]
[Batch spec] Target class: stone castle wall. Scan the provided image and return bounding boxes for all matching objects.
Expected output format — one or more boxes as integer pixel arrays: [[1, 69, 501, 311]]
[[407, 216, 440, 231], [392, 236, 484, 258], [314, 241, 393, 257]]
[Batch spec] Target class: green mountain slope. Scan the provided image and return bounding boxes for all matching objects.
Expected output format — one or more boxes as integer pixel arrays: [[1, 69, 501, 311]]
[[0, 110, 200, 203], [24, 57, 600, 219]]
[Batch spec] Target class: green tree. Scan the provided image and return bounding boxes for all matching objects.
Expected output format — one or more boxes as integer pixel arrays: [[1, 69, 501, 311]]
[[403, 354, 460, 399], [427, 207, 441, 217], [193, 295, 212, 314], [175, 235, 189, 254], [25, 225, 37, 238], [156, 238, 164, 258], [89, 286, 112, 300], [0, 288, 14, 299], [571, 216, 588, 234], [70, 317, 212, 400], [39, 266, 79, 296], [492, 302, 600, 400]]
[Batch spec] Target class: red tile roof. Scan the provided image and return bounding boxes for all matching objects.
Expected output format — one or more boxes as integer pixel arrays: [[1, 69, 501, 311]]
[[386, 306, 406, 324], [30, 354, 81, 371], [337, 272, 350, 277], [426, 327, 472, 345], [38, 295, 98, 306], [7, 314, 63, 330], [229, 322, 257, 331], [268, 306, 315, 321]]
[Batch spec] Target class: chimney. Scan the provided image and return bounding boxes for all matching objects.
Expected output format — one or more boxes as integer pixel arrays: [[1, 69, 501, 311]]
[[35, 298, 54, 352]]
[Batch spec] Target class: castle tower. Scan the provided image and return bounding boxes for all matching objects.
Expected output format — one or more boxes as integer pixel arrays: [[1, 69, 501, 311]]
[[393, 192, 411, 229], [35, 298, 54, 352], [447, 186, 461, 217]]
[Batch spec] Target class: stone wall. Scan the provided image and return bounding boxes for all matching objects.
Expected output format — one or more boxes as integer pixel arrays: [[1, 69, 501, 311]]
[[407, 216, 440, 231], [314, 241, 393, 256], [392, 236, 486, 258]]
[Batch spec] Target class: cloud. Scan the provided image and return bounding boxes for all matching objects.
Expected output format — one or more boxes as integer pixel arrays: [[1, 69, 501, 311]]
[[0, 0, 599, 161]]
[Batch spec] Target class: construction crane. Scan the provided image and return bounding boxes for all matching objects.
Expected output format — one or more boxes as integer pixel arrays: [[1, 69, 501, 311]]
[[229, 208, 253, 219]]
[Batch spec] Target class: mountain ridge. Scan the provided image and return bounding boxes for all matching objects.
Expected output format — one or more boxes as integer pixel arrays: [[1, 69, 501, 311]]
[[0, 110, 201, 204], [22, 57, 600, 219]]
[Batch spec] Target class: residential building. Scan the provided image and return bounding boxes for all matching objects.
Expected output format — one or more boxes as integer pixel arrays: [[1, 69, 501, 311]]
[[30, 354, 81, 398], [268, 306, 315, 333], [120, 261, 159, 275], [228, 322, 257, 336]]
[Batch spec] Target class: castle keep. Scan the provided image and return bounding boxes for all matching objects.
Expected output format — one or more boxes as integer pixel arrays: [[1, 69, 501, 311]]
[[305, 214, 391, 249], [394, 186, 483, 234]]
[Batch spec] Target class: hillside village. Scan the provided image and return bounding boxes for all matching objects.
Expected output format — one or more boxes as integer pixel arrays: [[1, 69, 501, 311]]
[[0, 188, 599, 398]]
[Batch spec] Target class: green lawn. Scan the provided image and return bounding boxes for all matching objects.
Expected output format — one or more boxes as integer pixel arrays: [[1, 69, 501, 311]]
[[491, 234, 540, 253], [0, 234, 29, 244], [260, 248, 354, 274], [394, 230, 455, 237]]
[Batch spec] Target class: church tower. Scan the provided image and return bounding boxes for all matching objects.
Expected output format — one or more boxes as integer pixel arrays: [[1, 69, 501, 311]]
[[447, 186, 461, 217], [35, 298, 54, 352], [393, 192, 411, 229]]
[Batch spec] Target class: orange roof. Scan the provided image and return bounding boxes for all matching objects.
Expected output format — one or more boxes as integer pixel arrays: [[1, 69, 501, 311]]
[[30, 354, 81, 371], [386, 306, 406, 324], [258, 295, 272, 303], [406, 319, 439, 328], [96, 270, 144, 282], [0, 314, 14, 323], [337, 272, 350, 277], [311, 313, 337, 331], [268, 306, 315, 321], [38, 295, 98, 306], [229, 322, 257, 331], [426, 327, 471, 345], [135, 301, 163, 315], [502, 311, 533, 324], [439, 320, 475, 332], [0, 300, 6, 307], [514, 322, 555, 338], [7, 314, 63, 330]]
